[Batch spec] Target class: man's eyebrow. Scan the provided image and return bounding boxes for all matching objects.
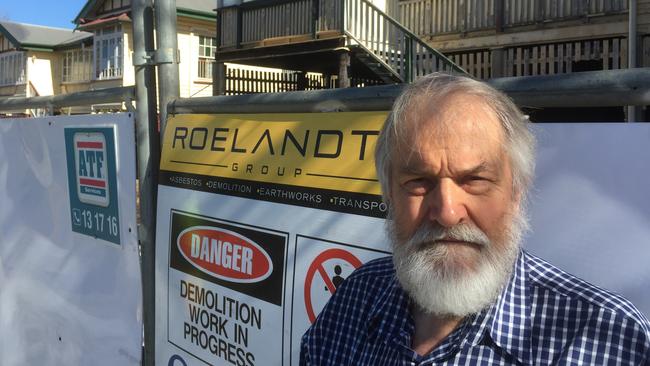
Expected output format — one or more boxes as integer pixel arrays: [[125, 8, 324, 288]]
[[457, 161, 495, 176], [397, 160, 498, 176]]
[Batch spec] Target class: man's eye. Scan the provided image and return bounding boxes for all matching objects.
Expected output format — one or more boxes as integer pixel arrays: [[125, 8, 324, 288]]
[[402, 179, 432, 195], [461, 176, 492, 192], [467, 176, 486, 182]]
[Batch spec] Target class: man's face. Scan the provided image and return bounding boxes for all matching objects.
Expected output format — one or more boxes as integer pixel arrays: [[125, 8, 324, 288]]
[[387, 93, 523, 316]]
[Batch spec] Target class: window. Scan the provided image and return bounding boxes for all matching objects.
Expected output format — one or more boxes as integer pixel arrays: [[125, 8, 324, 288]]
[[94, 25, 123, 80], [198, 35, 216, 79], [62, 48, 93, 83], [0, 51, 26, 86]]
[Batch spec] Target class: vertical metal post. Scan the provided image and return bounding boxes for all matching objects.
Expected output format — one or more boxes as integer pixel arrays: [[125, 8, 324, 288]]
[[156, 0, 180, 137], [132, 1, 159, 366], [627, 0, 637, 122]]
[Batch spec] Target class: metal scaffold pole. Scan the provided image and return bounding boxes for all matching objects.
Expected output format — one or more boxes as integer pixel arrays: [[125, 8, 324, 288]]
[[156, 0, 180, 138], [132, 0, 160, 365]]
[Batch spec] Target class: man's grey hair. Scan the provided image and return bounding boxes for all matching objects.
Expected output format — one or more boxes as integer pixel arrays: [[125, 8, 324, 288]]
[[374, 73, 536, 204]]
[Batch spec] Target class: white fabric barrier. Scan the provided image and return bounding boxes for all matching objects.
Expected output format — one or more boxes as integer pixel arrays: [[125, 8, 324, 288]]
[[0, 113, 142, 365], [155, 113, 650, 366], [526, 123, 650, 317]]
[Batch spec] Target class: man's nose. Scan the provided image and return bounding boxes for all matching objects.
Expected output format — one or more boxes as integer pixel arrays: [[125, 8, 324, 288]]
[[427, 178, 468, 227]]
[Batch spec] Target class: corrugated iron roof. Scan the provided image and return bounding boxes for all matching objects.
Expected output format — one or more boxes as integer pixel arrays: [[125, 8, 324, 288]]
[[177, 0, 216, 14], [0, 21, 93, 49]]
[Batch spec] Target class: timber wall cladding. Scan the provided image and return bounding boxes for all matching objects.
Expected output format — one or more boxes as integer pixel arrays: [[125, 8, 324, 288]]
[[399, 0, 495, 35], [447, 49, 492, 79], [220, 8, 238, 48], [220, 0, 342, 48], [503, 38, 627, 77], [446, 37, 627, 79], [242, 0, 313, 43], [398, 0, 628, 36], [1, 35, 14, 52]]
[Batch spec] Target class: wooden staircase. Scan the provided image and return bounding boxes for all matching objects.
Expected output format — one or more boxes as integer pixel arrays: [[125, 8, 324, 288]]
[[215, 0, 466, 86], [343, 0, 464, 83]]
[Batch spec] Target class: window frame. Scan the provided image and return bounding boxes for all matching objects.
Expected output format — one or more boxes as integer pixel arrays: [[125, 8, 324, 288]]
[[197, 35, 217, 80], [62, 47, 93, 83], [93, 25, 124, 80], [0, 51, 26, 87]]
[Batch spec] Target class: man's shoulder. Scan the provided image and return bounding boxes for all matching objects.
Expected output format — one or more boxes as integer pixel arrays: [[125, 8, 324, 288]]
[[316, 255, 395, 311], [523, 251, 650, 343], [300, 256, 397, 364], [346, 255, 395, 282]]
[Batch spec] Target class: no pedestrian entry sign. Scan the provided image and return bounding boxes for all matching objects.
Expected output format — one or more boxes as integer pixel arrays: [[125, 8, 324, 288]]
[[303, 248, 363, 323]]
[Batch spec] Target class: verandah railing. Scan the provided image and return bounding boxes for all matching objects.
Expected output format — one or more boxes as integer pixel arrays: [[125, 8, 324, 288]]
[[398, 0, 629, 38], [217, 0, 464, 82]]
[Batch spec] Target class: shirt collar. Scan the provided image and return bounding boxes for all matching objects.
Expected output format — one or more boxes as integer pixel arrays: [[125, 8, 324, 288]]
[[366, 250, 534, 364], [481, 249, 534, 365]]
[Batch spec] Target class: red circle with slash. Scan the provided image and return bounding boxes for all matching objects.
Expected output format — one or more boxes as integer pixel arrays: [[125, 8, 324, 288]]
[[304, 248, 363, 323]]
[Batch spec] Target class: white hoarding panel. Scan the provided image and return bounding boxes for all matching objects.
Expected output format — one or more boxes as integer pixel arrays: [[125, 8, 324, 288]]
[[0, 113, 142, 365], [155, 113, 650, 366], [527, 123, 650, 317], [155, 113, 390, 366]]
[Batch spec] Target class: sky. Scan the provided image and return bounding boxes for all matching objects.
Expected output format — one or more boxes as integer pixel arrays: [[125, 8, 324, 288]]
[[0, 0, 88, 29]]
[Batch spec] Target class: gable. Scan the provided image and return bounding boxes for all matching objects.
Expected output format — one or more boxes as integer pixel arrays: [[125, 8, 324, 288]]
[[75, 0, 215, 25], [74, 0, 132, 25]]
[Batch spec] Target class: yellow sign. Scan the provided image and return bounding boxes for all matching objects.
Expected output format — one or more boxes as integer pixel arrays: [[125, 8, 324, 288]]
[[161, 112, 389, 195]]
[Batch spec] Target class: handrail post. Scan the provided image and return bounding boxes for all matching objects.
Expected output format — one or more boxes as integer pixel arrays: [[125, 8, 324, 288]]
[[495, 0, 504, 32], [340, 0, 346, 33], [215, 8, 222, 50], [312, 0, 320, 38], [405, 35, 413, 82], [236, 6, 243, 49]]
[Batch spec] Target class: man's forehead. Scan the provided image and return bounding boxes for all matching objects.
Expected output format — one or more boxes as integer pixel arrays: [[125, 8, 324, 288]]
[[396, 96, 503, 148]]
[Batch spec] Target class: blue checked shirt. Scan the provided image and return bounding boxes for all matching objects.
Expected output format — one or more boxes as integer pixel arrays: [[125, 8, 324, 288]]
[[300, 250, 650, 365]]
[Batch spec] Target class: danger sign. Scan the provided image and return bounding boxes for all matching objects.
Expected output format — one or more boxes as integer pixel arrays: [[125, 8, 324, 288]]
[[167, 210, 289, 365]]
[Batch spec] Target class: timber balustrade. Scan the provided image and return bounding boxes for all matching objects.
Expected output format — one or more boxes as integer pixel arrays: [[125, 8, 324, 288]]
[[216, 0, 464, 82], [398, 0, 629, 37]]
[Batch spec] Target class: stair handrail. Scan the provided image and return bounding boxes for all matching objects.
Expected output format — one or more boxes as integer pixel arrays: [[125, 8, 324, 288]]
[[342, 0, 465, 79], [344, 31, 403, 81]]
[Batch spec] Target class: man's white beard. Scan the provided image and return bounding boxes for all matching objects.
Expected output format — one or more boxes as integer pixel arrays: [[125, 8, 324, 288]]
[[388, 209, 528, 317]]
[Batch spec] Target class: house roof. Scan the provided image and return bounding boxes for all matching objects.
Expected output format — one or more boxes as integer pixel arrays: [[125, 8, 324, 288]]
[[177, 0, 216, 14], [0, 21, 93, 51], [74, 0, 216, 25]]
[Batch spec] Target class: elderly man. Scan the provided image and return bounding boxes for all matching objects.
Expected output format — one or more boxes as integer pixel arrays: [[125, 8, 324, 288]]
[[300, 73, 650, 365]]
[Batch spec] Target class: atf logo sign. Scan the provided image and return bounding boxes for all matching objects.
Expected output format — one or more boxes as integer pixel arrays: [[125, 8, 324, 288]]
[[169, 210, 287, 306], [177, 226, 273, 283], [65, 128, 121, 245], [74, 132, 109, 206]]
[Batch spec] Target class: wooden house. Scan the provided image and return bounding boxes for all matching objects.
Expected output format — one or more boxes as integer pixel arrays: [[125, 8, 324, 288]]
[[0, 21, 92, 103], [64, 0, 222, 111], [212, 0, 464, 91], [397, 0, 650, 79]]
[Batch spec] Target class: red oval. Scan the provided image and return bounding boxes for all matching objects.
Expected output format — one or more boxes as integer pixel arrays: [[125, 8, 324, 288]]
[[177, 227, 271, 282]]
